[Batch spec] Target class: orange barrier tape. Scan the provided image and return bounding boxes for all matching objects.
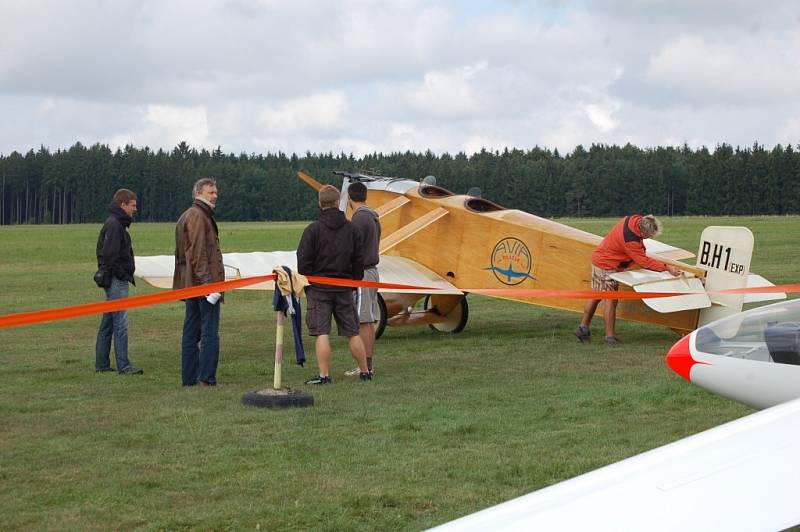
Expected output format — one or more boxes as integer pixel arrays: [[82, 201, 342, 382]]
[[304, 275, 435, 291], [463, 289, 686, 299], [2, 274, 799, 330], [0, 274, 275, 330], [713, 284, 800, 295], [463, 284, 800, 299]]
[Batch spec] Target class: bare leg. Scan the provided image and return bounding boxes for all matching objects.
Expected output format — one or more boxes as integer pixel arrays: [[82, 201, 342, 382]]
[[580, 299, 600, 328], [348, 335, 369, 373], [604, 299, 618, 337], [315, 334, 332, 376], [360, 322, 375, 371]]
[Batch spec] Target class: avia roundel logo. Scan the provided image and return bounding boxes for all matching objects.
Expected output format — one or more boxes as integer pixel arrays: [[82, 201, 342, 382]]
[[484, 238, 535, 285]]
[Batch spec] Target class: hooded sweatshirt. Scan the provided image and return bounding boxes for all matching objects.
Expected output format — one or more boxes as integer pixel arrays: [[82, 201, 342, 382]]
[[351, 205, 381, 268], [296, 207, 365, 291]]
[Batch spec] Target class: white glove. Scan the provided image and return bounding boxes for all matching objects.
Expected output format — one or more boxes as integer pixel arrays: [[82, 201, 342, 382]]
[[206, 292, 222, 305]]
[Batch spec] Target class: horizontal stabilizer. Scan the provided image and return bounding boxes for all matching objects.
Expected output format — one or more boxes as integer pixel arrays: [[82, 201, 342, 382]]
[[610, 270, 709, 313], [744, 273, 787, 304], [611, 269, 697, 287], [634, 277, 710, 313]]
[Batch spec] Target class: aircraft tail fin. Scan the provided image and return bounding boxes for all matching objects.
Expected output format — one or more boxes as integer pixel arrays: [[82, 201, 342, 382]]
[[696, 226, 755, 327]]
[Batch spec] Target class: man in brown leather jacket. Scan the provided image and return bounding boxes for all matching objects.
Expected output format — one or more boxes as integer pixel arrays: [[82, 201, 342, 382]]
[[173, 177, 224, 386]]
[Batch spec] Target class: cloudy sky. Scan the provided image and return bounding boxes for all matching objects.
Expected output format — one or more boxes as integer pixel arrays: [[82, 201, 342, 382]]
[[2, 0, 799, 157]]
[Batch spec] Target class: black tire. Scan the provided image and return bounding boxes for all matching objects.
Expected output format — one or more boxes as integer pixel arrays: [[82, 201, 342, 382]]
[[423, 295, 469, 334], [241, 388, 314, 408], [374, 293, 388, 340]]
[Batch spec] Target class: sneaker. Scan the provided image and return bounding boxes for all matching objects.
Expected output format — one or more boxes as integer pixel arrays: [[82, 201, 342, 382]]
[[345, 367, 375, 377], [304, 375, 332, 385], [118, 366, 143, 375], [199, 380, 217, 387], [95, 367, 115, 373], [575, 326, 591, 343], [605, 336, 621, 345], [359, 372, 372, 382]]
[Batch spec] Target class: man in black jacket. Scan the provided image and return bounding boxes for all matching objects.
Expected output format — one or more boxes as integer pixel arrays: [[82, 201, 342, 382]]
[[297, 185, 370, 384], [95, 188, 143, 375]]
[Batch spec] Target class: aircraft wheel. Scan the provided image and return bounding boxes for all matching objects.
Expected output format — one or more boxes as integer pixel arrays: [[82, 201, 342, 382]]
[[374, 293, 388, 340], [423, 295, 469, 333]]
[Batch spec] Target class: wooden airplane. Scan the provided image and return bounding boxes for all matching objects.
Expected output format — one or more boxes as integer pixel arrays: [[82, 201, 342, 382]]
[[294, 170, 783, 337], [135, 170, 783, 337]]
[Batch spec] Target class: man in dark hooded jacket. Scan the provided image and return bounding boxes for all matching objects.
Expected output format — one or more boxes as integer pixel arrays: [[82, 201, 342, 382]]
[[95, 188, 143, 375], [297, 185, 370, 384]]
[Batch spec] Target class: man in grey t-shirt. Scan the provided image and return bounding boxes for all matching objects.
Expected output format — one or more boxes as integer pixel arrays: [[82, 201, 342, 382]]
[[344, 181, 381, 376]]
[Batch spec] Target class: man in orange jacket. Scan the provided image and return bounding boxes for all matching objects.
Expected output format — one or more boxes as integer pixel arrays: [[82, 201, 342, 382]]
[[576, 214, 681, 345]]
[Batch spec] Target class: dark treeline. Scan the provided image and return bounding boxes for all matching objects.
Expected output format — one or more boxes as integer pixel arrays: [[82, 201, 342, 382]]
[[1, 140, 799, 225]]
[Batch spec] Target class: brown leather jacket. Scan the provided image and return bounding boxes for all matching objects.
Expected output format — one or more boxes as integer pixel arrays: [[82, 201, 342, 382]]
[[173, 200, 225, 292]]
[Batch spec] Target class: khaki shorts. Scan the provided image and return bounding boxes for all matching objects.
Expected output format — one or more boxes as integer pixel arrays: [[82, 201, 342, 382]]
[[591, 265, 619, 291], [357, 267, 380, 323], [305, 288, 360, 337]]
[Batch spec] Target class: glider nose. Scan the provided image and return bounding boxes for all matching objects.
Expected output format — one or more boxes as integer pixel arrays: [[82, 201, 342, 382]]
[[666, 333, 695, 382]]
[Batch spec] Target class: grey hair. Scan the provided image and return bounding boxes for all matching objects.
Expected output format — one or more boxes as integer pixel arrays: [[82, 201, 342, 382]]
[[638, 215, 662, 238], [192, 177, 217, 197]]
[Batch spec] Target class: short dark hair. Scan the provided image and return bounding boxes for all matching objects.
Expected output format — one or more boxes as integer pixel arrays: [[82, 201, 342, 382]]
[[319, 185, 340, 208], [348, 182, 367, 202], [112, 188, 137, 206]]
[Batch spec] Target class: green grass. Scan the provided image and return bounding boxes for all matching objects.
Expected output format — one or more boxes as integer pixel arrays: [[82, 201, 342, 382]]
[[1, 217, 795, 530]]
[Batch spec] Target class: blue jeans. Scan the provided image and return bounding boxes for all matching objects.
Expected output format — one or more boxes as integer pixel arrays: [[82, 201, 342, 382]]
[[181, 296, 221, 385], [95, 277, 132, 371]]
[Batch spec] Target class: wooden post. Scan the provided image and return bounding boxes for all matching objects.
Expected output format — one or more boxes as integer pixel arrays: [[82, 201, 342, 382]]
[[273, 311, 284, 390]]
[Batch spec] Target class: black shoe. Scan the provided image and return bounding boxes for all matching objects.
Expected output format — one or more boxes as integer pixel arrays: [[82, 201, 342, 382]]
[[605, 336, 621, 345], [575, 326, 591, 343], [95, 367, 115, 373], [359, 372, 372, 381], [118, 366, 143, 375], [304, 375, 331, 385]]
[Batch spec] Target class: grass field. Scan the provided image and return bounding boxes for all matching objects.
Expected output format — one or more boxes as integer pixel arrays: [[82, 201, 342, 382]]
[[0, 216, 796, 530]]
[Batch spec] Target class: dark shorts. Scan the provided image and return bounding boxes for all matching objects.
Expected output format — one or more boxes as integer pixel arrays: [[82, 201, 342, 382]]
[[305, 288, 360, 337]]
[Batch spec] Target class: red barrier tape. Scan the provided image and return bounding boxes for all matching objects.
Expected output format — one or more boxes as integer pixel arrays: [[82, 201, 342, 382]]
[[0, 274, 275, 330], [2, 275, 799, 330]]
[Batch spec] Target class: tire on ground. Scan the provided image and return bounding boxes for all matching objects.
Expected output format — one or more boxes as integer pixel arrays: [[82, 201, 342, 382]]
[[241, 389, 314, 408]]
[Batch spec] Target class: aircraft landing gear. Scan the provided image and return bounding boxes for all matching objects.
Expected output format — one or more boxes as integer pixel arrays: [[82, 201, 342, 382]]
[[423, 294, 469, 334]]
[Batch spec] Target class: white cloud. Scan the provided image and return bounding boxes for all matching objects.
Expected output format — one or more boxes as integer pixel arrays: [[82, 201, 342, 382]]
[[584, 101, 620, 133], [144, 105, 210, 147], [406, 62, 487, 118], [257, 92, 348, 133], [1, 0, 799, 156], [645, 36, 800, 104]]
